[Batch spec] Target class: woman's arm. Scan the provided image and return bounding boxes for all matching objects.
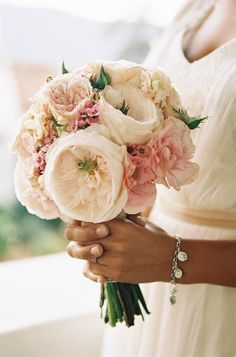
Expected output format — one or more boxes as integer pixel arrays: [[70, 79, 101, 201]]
[[65, 217, 236, 287], [180, 237, 236, 286]]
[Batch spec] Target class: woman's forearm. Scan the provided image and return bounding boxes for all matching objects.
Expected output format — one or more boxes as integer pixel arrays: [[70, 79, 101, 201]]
[[177, 238, 236, 287]]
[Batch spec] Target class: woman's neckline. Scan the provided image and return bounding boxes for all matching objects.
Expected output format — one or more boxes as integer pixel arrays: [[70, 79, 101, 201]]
[[180, 2, 236, 65]]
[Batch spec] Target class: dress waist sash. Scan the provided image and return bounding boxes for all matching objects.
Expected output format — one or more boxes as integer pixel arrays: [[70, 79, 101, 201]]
[[159, 201, 236, 229]]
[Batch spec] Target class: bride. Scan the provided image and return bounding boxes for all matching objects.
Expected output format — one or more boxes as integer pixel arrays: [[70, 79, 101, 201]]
[[65, 0, 236, 356]]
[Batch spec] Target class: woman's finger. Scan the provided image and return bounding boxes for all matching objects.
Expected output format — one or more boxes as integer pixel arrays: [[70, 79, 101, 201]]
[[83, 262, 107, 283], [66, 241, 105, 262], [127, 214, 146, 227], [65, 223, 109, 244], [89, 261, 112, 278]]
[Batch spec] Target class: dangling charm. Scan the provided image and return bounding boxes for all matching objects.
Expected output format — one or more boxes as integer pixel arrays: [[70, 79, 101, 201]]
[[177, 251, 188, 262], [169, 235, 188, 305]]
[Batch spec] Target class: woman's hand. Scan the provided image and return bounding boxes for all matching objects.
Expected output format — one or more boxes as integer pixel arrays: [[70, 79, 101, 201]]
[[65, 216, 176, 284]]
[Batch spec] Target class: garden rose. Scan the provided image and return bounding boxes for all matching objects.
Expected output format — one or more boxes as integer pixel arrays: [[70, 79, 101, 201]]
[[140, 68, 182, 118], [11, 111, 54, 160], [84, 61, 163, 145], [84, 60, 142, 85], [151, 117, 199, 190], [100, 89, 162, 145], [40, 72, 93, 124], [44, 125, 128, 222]]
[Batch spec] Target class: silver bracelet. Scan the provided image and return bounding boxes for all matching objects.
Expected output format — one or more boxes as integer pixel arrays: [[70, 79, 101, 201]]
[[169, 235, 188, 305]]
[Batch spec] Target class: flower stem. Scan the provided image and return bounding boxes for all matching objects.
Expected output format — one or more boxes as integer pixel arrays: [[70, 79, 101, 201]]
[[105, 282, 117, 327]]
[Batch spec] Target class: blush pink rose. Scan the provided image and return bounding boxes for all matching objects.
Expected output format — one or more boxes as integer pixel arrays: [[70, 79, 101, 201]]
[[151, 117, 199, 190], [43, 72, 92, 123]]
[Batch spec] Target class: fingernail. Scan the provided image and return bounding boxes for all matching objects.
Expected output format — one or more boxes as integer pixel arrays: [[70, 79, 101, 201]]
[[96, 225, 108, 237], [97, 277, 105, 283], [91, 246, 102, 256]]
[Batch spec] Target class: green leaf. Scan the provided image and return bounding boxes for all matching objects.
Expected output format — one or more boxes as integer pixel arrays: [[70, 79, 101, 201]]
[[90, 65, 111, 90], [61, 61, 69, 74], [117, 100, 129, 115], [187, 118, 207, 129], [172, 107, 207, 130]]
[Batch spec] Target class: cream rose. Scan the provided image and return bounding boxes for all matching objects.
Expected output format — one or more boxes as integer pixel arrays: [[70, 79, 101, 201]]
[[84, 60, 142, 85], [11, 110, 55, 160], [95, 61, 163, 145], [100, 98, 161, 145], [44, 125, 128, 222], [140, 68, 182, 117]]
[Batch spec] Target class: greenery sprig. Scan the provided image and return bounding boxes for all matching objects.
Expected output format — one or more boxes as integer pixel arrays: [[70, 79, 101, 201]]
[[90, 65, 111, 90], [61, 61, 69, 74], [172, 107, 208, 129]]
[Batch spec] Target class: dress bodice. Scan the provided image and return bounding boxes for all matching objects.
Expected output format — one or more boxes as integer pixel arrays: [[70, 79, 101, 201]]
[[144, 0, 236, 213]]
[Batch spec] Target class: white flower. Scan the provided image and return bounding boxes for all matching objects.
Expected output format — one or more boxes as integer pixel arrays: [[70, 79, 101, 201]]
[[140, 68, 182, 117], [44, 125, 128, 222], [84, 60, 142, 85]]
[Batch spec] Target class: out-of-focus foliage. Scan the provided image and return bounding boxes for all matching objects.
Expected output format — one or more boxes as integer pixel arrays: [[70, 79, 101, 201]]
[[0, 203, 66, 261]]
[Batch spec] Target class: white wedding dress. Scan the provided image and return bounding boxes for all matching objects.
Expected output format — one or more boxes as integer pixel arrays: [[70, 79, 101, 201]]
[[101, 1, 236, 356]]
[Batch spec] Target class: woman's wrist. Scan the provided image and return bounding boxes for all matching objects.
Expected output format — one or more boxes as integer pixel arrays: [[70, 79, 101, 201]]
[[174, 238, 236, 287], [153, 233, 176, 283]]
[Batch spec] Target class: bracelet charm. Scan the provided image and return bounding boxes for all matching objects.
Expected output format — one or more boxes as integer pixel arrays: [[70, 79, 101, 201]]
[[170, 235, 188, 305]]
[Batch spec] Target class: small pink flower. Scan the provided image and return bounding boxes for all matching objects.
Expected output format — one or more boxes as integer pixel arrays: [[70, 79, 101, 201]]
[[85, 103, 100, 117], [78, 102, 101, 126], [66, 119, 79, 133], [135, 144, 152, 158], [77, 119, 87, 128], [33, 135, 56, 176], [44, 134, 56, 145]]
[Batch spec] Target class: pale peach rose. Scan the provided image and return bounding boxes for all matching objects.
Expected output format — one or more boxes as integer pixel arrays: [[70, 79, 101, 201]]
[[151, 117, 199, 190], [40, 72, 93, 124], [14, 158, 62, 219], [11, 111, 56, 160], [44, 125, 128, 223]]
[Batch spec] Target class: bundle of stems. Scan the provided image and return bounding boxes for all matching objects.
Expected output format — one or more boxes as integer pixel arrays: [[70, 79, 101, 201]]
[[100, 281, 150, 327]]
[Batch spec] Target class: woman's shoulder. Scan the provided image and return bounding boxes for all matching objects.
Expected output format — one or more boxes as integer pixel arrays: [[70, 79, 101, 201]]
[[172, 0, 214, 28]]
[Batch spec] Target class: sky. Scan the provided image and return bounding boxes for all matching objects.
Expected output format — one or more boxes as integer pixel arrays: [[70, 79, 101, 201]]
[[0, 0, 185, 26]]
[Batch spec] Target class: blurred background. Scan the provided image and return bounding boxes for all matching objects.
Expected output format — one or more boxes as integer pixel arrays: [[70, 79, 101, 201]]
[[0, 0, 184, 262]]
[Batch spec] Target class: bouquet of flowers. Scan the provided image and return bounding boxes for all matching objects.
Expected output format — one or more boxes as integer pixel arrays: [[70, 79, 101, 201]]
[[11, 60, 206, 327]]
